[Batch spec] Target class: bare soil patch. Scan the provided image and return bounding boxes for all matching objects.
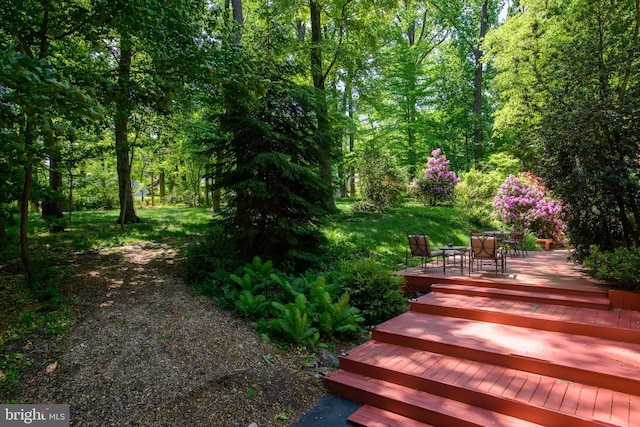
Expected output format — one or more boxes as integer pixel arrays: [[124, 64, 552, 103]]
[[14, 243, 329, 426]]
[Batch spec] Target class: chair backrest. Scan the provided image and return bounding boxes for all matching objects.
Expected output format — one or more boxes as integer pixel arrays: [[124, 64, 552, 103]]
[[407, 234, 432, 257], [470, 236, 497, 260]]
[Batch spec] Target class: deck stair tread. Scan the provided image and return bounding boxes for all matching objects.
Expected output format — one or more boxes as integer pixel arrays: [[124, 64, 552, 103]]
[[411, 292, 640, 343], [372, 311, 640, 394], [326, 257, 639, 426], [347, 404, 435, 427], [332, 340, 638, 427], [327, 370, 546, 427], [429, 283, 610, 309]]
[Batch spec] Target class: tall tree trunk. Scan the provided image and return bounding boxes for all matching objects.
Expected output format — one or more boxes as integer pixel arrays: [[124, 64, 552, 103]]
[[310, 0, 336, 211], [115, 34, 140, 224], [472, 0, 489, 161], [159, 170, 166, 200], [20, 122, 35, 281], [150, 171, 155, 206], [231, 0, 244, 44], [41, 150, 64, 218]]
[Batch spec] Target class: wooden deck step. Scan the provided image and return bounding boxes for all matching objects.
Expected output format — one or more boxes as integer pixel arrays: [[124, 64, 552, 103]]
[[348, 404, 434, 427], [428, 283, 611, 310], [332, 340, 637, 427], [326, 370, 546, 427], [410, 292, 640, 344], [372, 311, 640, 394]]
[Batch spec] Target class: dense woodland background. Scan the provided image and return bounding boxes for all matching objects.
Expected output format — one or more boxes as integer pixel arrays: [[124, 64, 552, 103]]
[[1, 0, 640, 279]]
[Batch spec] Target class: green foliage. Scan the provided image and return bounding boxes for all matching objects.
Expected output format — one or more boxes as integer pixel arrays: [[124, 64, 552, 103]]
[[181, 225, 238, 290], [336, 257, 407, 326], [211, 48, 332, 271], [317, 293, 363, 338], [350, 201, 378, 213], [270, 294, 320, 346], [583, 246, 640, 292], [488, 0, 640, 253], [188, 254, 363, 346], [356, 142, 406, 211], [454, 153, 521, 228]]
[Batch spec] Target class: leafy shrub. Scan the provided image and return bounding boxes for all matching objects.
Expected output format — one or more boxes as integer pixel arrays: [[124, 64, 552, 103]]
[[410, 149, 460, 206], [356, 142, 405, 211], [582, 245, 640, 292], [493, 174, 566, 242], [454, 168, 503, 228], [351, 201, 378, 213], [187, 254, 364, 346], [454, 153, 521, 228], [337, 257, 407, 326], [270, 294, 320, 345]]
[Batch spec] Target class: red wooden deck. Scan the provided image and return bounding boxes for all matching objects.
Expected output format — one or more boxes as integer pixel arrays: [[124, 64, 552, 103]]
[[325, 250, 640, 426]]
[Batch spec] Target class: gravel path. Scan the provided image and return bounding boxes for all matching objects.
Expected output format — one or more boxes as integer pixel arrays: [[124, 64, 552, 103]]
[[16, 244, 326, 426]]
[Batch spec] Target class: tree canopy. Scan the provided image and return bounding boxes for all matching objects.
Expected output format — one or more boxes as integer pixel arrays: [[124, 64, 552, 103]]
[[2, 0, 640, 275]]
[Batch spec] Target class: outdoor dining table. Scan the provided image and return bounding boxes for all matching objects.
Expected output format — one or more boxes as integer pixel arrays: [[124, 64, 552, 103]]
[[438, 245, 470, 274], [483, 230, 511, 240]]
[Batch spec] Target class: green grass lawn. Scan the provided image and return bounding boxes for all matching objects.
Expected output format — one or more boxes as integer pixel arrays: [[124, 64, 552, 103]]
[[330, 199, 476, 268]]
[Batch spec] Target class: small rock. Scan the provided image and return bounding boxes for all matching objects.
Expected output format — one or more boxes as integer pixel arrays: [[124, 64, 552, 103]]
[[316, 348, 339, 369]]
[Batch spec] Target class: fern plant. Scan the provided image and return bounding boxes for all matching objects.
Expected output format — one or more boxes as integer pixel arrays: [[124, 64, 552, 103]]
[[270, 294, 319, 345], [234, 290, 269, 319], [317, 293, 364, 338]]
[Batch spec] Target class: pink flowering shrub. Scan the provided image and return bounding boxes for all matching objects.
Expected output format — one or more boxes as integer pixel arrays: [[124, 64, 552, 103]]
[[493, 174, 566, 243], [410, 149, 461, 206]]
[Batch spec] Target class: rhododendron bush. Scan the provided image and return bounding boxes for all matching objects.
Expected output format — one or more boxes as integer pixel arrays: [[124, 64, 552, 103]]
[[410, 149, 460, 206], [493, 174, 565, 243]]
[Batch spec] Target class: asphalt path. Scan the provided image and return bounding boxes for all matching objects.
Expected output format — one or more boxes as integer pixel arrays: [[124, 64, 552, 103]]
[[291, 393, 360, 427]]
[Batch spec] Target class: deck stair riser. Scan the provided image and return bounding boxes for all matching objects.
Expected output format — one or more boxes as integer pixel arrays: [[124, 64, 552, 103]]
[[325, 262, 640, 426], [326, 370, 547, 427], [403, 274, 609, 299], [329, 350, 624, 427], [371, 312, 640, 396], [347, 404, 435, 427], [410, 294, 640, 344], [428, 283, 610, 310]]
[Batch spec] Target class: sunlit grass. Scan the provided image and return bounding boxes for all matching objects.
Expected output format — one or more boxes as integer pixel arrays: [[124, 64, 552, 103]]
[[328, 199, 475, 268]]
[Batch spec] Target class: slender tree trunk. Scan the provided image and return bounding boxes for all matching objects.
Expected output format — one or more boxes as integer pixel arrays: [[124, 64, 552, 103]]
[[212, 152, 222, 212], [67, 169, 74, 222], [159, 170, 166, 200], [20, 122, 35, 281], [310, 0, 336, 211], [149, 171, 154, 206], [41, 149, 64, 218], [115, 33, 140, 224], [231, 0, 244, 44], [472, 0, 489, 161]]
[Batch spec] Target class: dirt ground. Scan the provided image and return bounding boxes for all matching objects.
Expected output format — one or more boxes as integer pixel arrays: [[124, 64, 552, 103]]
[[12, 243, 339, 426]]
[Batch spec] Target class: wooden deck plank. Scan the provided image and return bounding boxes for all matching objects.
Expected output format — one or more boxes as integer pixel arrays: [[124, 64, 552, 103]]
[[575, 385, 597, 419], [487, 367, 518, 396], [334, 339, 640, 426], [373, 311, 640, 394], [331, 250, 640, 427], [348, 404, 435, 427], [516, 375, 541, 403], [610, 392, 630, 427], [328, 371, 545, 427], [592, 388, 614, 424], [546, 380, 570, 412], [559, 382, 581, 415], [530, 377, 556, 408]]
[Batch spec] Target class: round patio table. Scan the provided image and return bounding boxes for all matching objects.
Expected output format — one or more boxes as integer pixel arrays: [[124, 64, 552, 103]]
[[438, 246, 470, 275]]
